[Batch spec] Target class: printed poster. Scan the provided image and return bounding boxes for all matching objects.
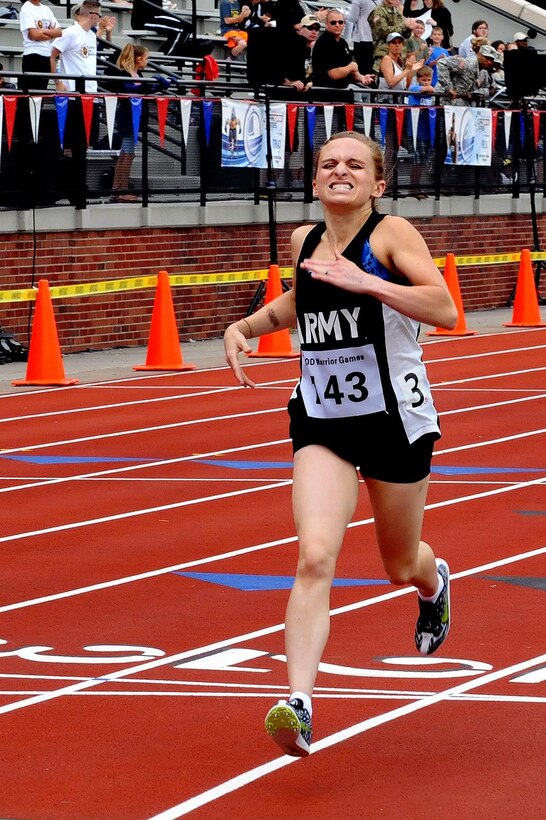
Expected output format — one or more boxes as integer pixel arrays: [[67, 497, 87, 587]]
[[221, 100, 286, 169], [444, 106, 492, 166]]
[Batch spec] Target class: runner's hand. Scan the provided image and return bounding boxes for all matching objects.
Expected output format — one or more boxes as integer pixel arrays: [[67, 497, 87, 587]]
[[224, 324, 256, 388]]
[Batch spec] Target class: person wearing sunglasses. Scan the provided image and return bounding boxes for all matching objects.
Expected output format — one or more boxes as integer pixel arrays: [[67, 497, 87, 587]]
[[312, 7, 374, 88]]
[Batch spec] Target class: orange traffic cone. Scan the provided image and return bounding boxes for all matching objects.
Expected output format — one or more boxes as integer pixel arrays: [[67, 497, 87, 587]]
[[504, 249, 546, 328], [134, 270, 195, 371], [13, 279, 78, 386], [427, 253, 477, 337], [247, 264, 299, 359]]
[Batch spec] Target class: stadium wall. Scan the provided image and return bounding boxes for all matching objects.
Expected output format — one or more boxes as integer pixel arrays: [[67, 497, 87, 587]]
[[2, 210, 545, 353]]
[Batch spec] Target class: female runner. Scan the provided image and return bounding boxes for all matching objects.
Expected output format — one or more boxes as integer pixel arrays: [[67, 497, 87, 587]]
[[224, 132, 458, 757]]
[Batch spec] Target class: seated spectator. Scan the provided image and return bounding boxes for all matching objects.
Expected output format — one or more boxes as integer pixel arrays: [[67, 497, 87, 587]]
[[282, 14, 320, 92], [243, 0, 276, 30], [458, 20, 488, 58], [406, 19, 429, 62], [435, 43, 501, 105], [378, 31, 423, 98], [425, 25, 449, 85], [219, 0, 250, 61], [349, 0, 378, 76], [369, 0, 416, 74], [109, 43, 150, 201], [312, 7, 374, 88], [19, 0, 63, 91], [0, 63, 16, 90]]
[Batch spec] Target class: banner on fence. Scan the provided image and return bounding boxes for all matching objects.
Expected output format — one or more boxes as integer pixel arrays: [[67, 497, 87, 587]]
[[444, 106, 492, 166], [220, 100, 286, 169]]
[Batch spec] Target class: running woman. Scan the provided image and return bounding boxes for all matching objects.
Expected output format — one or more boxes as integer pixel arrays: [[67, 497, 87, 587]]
[[224, 132, 458, 757]]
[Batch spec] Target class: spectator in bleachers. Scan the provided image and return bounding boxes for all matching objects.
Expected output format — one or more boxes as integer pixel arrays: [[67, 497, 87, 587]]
[[405, 19, 429, 62], [458, 20, 488, 58], [243, 0, 276, 30], [219, 0, 250, 61], [369, 0, 416, 74], [51, 1, 101, 92], [0, 62, 16, 89], [282, 13, 320, 92], [348, 0, 376, 76], [424, 25, 448, 85], [378, 31, 423, 98], [312, 7, 374, 88], [405, 0, 452, 50], [402, 0, 434, 41], [435, 43, 502, 105], [110, 43, 149, 201], [20, 0, 62, 91], [274, 0, 306, 35], [513, 31, 534, 50]]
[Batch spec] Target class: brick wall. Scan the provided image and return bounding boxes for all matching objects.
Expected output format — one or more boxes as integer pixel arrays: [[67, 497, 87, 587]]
[[1, 214, 545, 353]]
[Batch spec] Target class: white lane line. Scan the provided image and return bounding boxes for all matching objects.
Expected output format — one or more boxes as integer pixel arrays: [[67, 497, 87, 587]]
[[424, 342, 546, 362], [0, 464, 543, 616], [0, 479, 293, 548], [147, 652, 546, 819], [0, 430, 290, 492], [0, 548, 544, 718], [431, 365, 546, 386], [0, 379, 295, 426], [441, 393, 546, 416]]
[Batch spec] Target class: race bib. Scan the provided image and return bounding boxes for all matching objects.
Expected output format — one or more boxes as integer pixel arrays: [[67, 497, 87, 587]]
[[300, 344, 386, 419]]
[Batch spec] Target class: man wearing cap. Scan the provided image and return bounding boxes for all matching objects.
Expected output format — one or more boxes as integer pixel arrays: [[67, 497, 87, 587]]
[[435, 43, 502, 105], [282, 15, 321, 91], [514, 31, 535, 50], [50, 1, 101, 93], [312, 7, 374, 89]]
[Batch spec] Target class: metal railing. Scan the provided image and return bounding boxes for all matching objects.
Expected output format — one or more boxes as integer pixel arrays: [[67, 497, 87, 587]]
[[0, 68, 544, 210]]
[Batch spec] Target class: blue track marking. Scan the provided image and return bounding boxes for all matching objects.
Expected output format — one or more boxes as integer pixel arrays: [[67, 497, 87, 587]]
[[173, 572, 391, 591], [194, 459, 545, 475], [193, 459, 293, 470], [0, 455, 156, 464]]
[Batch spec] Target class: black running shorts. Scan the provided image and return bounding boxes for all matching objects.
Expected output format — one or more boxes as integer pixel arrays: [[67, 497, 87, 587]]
[[288, 397, 438, 484]]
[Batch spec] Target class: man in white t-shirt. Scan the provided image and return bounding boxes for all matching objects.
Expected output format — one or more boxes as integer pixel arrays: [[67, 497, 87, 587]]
[[19, 0, 62, 90], [50, 1, 100, 93]]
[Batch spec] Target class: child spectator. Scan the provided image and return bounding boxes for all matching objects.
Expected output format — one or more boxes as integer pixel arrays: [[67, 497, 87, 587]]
[[219, 0, 250, 61], [425, 25, 449, 85], [407, 66, 435, 197], [406, 19, 429, 62]]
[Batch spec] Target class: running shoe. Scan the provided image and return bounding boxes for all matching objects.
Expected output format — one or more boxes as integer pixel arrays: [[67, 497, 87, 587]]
[[264, 698, 312, 757], [415, 559, 450, 656]]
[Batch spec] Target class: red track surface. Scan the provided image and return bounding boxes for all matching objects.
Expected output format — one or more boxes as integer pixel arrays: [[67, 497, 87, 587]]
[[0, 328, 545, 819]]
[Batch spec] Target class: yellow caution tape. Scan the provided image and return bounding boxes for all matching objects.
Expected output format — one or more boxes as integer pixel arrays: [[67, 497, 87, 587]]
[[1, 253, 545, 304]]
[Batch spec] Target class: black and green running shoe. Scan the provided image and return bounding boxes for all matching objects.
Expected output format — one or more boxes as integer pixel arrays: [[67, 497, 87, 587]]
[[415, 559, 451, 656], [265, 698, 312, 757]]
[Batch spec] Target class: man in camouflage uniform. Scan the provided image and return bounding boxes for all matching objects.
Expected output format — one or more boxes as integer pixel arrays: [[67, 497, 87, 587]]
[[435, 43, 502, 105], [368, 0, 414, 74]]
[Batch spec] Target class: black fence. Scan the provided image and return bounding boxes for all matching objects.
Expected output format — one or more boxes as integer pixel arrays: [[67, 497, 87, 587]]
[[0, 72, 544, 210]]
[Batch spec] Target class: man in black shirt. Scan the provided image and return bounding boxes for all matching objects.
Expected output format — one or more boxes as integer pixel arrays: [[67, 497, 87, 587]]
[[312, 8, 374, 88], [283, 13, 321, 91]]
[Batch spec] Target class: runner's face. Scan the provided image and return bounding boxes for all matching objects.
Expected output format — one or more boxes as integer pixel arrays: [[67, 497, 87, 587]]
[[313, 139, 385, 209]]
